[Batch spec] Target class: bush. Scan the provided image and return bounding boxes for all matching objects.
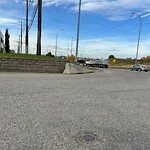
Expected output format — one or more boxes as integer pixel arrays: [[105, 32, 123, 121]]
[[46, 52, 55, 57], [140, 56, 150, 63], [66, 55, 75, 62]]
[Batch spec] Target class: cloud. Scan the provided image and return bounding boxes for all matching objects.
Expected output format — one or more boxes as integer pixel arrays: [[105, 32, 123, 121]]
[[2, 0, 150, 21], [0, 18, 18, 25], [42, 0, 150, 21], [42, 0, 77, 6], [7, 26, 150, 58], [76, 37, 150, 58], [77, 0, 150, 20]]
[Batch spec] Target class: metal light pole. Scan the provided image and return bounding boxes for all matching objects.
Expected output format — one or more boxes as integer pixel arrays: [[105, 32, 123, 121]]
[[55, 29, 64, 57], [71, 38, 74, 55], [75, 0, 81, 63], [18, 35, 20, 53], [132, 13, 142, 65]]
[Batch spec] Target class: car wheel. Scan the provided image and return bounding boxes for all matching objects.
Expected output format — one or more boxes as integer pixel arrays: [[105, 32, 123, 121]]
[[130, 68, 133, 71]]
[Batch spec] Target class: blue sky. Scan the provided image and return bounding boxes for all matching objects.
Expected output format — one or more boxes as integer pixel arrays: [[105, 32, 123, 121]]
[[0, 0, 150, 59]]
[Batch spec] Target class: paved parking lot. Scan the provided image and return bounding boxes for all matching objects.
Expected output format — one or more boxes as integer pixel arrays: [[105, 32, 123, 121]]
[[0, 69, 150, 150]]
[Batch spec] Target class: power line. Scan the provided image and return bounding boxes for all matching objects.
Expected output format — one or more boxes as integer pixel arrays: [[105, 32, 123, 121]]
[[92, 19, 135, 36], [28, 3, 38, 31]]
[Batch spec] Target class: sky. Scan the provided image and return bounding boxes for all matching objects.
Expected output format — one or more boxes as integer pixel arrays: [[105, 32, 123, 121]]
[[0, 0, 150, 59]]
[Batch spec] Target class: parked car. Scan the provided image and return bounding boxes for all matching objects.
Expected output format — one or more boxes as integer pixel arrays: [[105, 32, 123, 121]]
[[130, 64, 149, 72]]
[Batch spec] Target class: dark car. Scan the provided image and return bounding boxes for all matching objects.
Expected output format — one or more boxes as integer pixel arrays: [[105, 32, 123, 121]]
[[130, 64, 149, 72]]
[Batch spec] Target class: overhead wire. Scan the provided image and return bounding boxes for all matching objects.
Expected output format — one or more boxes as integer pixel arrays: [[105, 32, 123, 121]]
[[28, 3, 38, 31]]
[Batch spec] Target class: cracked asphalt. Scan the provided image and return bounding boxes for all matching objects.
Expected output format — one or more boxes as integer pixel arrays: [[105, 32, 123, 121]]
[[0, 69, 150, 150]]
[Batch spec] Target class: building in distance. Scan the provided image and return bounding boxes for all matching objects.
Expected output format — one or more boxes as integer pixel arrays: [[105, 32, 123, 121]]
[[0, 31, 4, 52]]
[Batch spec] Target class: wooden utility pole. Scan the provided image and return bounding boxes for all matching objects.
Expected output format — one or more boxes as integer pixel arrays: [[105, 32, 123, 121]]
[[25, 0, 29, 54], [37, 0, 42, 55]]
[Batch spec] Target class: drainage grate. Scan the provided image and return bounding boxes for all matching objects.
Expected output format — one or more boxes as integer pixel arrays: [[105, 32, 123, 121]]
[[83, 134, 95, 141]]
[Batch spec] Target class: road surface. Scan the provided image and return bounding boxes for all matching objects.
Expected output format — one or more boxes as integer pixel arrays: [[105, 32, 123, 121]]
[[0, 69, 150, 150]]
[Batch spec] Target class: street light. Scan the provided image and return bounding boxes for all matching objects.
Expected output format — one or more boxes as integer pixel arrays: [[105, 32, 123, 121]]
[[75, 0, 81, 63], [132, 13, 142, 65], [55, 29, 64, 57]]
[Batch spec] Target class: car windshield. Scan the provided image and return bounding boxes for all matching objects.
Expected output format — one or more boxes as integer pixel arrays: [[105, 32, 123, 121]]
[[141, 65, 148, 68]]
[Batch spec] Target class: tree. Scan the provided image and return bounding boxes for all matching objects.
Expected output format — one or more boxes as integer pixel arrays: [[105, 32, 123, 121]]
[[46, 52, 55, 57], [108, 55, 115, 59], [66, 54, 75, 62], [5, 29, 10, 53]]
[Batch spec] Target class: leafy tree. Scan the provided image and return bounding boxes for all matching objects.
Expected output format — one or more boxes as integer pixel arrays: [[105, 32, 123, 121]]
[[5, 29, 10, 53], [66, 54, 75, 62], [108, 55, 115, 59], [46, 52, 55, 57]]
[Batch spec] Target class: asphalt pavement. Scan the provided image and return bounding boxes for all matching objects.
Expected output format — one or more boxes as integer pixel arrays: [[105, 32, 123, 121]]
[[0, 69, 150, 150]]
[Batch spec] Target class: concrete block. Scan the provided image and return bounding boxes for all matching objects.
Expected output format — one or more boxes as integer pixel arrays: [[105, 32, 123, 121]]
[[63, 63, 95, 74]]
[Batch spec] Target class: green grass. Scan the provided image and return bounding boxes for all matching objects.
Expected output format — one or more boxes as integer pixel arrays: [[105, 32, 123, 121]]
[[0, 53, 62, 60]]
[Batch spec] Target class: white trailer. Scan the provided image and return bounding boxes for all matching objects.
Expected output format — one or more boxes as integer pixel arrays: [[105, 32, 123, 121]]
[[85, 59, 108, 68]]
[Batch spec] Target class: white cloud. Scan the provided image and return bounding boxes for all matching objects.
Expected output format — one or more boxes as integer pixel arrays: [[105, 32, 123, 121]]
[[0, 18, 18, 25], [26, 29, 150, 58], [76, 37, 150, 58], [42, 0, 150, 21], [2, 0, 150, 21], [2, 0, 150, 22]]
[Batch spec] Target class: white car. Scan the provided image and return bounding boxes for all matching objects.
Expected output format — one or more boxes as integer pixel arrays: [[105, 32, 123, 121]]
[[130, 64, 149, 72]]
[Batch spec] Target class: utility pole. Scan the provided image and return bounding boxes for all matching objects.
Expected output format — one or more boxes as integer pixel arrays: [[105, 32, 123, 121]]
[[55, 33, 58, 57], [37, 0, 42, 55], [18, 35, 20, 53], [71, 38, 74, 55], [25, 0, 33, 54], [25, 0, 29, 54], [20, 21, 23, 53], [55, 29, 64, 57], [18, 21, 23, 53], [75, 0, 81, 63]]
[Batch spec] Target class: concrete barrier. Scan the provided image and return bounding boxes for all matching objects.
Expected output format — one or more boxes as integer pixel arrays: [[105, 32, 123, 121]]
[[63, 63, 95, 74]]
